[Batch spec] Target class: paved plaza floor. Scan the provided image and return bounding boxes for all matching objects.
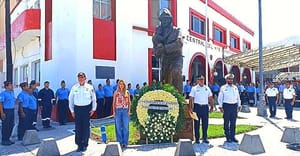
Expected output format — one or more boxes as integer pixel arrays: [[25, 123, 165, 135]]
[[1, 106, 300, 156]]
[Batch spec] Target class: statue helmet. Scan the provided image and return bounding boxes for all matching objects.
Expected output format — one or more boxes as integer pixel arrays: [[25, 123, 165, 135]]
[[159, 8, 172, 21]]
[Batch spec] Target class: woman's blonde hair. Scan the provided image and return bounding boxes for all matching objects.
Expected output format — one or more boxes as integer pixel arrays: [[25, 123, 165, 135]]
[[117, 79, 129, 97]]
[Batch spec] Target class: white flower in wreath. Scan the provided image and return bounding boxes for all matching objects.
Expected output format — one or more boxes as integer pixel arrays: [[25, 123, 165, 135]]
[[136, 90, 179, 128]]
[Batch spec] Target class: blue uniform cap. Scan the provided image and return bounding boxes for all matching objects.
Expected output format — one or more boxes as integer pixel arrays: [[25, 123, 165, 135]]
[[4, 81, 12, 87], [30, 80, 36, 86]]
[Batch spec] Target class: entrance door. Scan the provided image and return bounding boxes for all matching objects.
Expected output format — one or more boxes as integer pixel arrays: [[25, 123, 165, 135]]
[[190, 57, 205, 85]]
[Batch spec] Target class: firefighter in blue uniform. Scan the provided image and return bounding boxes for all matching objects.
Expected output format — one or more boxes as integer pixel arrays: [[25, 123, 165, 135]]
[[25, 88, 38, 130], [29, 80, 39, 130], [55, 80, 70, 125], [38, 81, 55, 128], [17, 82, 30, 140], [0, 81, 16, 145], [96, 83, 105, 118], [103, 79, 114, 117], [218, 74, 241, 143]]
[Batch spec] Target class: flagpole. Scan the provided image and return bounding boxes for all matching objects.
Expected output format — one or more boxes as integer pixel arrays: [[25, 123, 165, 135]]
[[205, 0, 209, 85]]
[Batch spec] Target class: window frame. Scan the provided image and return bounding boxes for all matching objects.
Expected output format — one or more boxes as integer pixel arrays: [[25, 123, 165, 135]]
[[242, 39, 251, 52], [212, 22, 227, 48], [229, 31, 240, 53], [189, 8, 206, 40], [148, 0, 177, 35], [93, 0, 112, 20], [32, 60, 40, 82], [20, 64, 29, 82]]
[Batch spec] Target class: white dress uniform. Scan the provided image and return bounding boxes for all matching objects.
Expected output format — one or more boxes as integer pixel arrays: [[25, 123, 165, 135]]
[[265, 87, 279, 117], [217, 74, 241, 142], [283, 86, 296, 119], [69, 83, 97, 112], [69, 80, 97, 151], [189, 84, 212, 143]]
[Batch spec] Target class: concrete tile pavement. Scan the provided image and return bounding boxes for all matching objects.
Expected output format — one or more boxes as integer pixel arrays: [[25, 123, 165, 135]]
[[0, 107, 300, 156]]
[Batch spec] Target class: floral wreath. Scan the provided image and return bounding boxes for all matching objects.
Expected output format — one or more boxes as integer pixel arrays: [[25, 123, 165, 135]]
[[131, 83, 185, 142], [136, 90, 179, 128]]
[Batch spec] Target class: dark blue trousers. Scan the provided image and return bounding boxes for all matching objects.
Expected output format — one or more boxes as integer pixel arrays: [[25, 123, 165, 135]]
[[1, 109, 14, 142], [223, 103, 238, 141], [18, 108, 26, 140], [41, 104, 52, 127], [96, 98, 105, 118], [193, 104, 209, 141], [268, 97, 277, 117], [24, 108, 36, 130], [74, 105, 91, 148], [284, 99, 293, 119], [58, 99, 68, 124], [104, 97, 113, 117]]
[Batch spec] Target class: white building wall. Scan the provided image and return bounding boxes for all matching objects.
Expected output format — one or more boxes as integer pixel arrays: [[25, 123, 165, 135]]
[[122, 0, 152, 85], [41, 0, 96, 90], [39, 0, 255, 90]]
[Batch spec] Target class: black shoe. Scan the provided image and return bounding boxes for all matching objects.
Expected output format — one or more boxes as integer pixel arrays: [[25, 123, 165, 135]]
[[202, 140, 209, 144], [44, 125, 52, 128], [194, 140, 200, 144], [122, 144, 127, 148], [9, 140, 15, 144], [225, 139, 232, 143], [34, 127, 40, 131], [232, 138, 239, 143], [82, 146, 87, 152], [76, 146, 82, 152], [2, 141, 13, 146]]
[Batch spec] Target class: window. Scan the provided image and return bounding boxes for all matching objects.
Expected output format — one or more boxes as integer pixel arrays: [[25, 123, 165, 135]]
[[93, 0, 112, 20], [32, 60, 40, 82], [13, 68, 18, 86], [214, 28, 223, 42], [242, 39, 251, 52], [151, 0, 171, 27], [149, 0, 177, 33], [152, 55, 161, 82], [20, 65, 29, 82], [192, 16, 205, 35], [189, 8, 206, 40], [229, 32, 240, 52], [212, 22, 227, 47]]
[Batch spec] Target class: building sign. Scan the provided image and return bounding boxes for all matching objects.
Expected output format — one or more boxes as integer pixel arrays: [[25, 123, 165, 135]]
[[185, 35, 222, 52]]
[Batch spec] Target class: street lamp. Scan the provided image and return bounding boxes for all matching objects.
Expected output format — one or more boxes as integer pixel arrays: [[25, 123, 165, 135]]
[[257, 0, 267, 116]]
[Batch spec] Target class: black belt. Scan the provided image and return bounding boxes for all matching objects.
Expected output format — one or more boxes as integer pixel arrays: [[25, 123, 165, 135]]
[[194, 103, 208, 106], [267, 96, 276, 98], [223, 103, 237, 105]]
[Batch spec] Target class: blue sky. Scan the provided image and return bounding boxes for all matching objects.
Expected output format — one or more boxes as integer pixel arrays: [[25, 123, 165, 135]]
[[214, 0, 300, 48]]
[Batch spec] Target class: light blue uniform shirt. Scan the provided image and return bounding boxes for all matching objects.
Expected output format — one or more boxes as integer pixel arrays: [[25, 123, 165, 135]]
[[17, 91, 30, 108], [96, 89, 105, 99], [127, 88, 134, 96], [0, 90, 15, 109], [56, 88, 70, 100], [28, 94, 37, 110], [103, 85, 114, 97]]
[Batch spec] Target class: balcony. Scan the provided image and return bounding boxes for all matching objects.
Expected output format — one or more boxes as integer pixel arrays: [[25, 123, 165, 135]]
[[0, 8, 40, 52]]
